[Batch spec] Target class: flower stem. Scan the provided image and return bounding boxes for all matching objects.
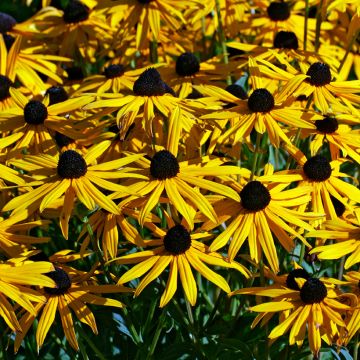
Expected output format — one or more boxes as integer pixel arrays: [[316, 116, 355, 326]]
[[303, 0, 310, 51], [338, 256, 345, 280], [146, 310, 167, 359], [121, 307, 143, 346], [215, 0, 231, 85], [150, 40, 158, 64], [354, 333, 359, 360], [314, 0, 325, 52]]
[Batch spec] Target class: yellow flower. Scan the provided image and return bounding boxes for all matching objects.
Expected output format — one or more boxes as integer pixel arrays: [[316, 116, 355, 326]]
[[231, 269, 351, 357], [0, 259, 55, 332], [2, 142, 144, 238], [13, 257, 131, 352], [115, 217, 250, 307]]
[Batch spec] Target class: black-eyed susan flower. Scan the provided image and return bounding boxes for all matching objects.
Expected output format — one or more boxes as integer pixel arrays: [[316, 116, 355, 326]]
[[295, 112, 360, 163], [160, 52, 237, 98], [106, 0, 204, 49], [115, 140, 245, 229], [275, 60, 360, 114], [0, 88, 92, 156], [24, 0, 112, 62], [14, 261, 131, 352], [75, 63, 150, 94], [115, 217, 250, 307], [2, 142, 144, 238], [309, 216, 360, 269], [0, 260, 55, 332], [244, 0, 319, 46], [0, 210, 50, 257], [201, 57, 317, 147], [84, 68, 211, 140], [341, 270, 360, 346], [231, 269, 351, 357], [268, 145, 360, 221], [206, 169, 320, 272]]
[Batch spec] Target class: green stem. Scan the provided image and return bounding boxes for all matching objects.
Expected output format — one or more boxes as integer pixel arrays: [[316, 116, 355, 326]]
[[338, 256, 345, 281], [215, 0, 231, 85], [150, 40, 158, 64], [85, 220, 112, 284], [185, 297, 195, 325], [303, 0, 310, 51], [354, 333, 359, 360], [204, 292, 223, 328], [146, 311, 167, 359], [76, 325, 106, 360], [314, 0, 325, 52], [299, 242, 306, 265], [121, 307, 142, 346], [250, 132, 262, 181]]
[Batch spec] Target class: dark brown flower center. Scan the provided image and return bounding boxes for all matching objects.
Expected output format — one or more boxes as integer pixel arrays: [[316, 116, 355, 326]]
[[306, 62, 332, 86], [150, 150, 179, 180], [24, 100, 48, 125], [300, 278, 327, 304], [63, 0, 90, 24], [104, 64, 125, 79], [133, 68, 169, 96], [286, 269, 310, 290], [57, 150, 87, 178], [303, 155, 332, 182], [273, 31, 298, 49], [176, 52, 200, 77], [44, 267, 72, 295], [0, 12, 16, 34], [45, 86, 69, 105], [248, 89, 274, 113], [0, 75, 13, 101], [163, 224, 192, 254], [240, 181, 271, 212], [267, 2, 291, 21], [315, 116, 338, 134]]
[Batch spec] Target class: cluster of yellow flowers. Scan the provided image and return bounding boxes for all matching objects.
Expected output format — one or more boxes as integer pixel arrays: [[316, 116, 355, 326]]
[[0, 0, 359, 356]]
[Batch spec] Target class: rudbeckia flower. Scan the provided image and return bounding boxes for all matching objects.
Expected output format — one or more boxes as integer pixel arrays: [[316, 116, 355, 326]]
[[268, 144, 360, 221], [25, 0, 112, 61], [231, 268, 351, 358], [309, 216, 360, 268], [160, 52, 237, 98], [0, 260, 56, 332], [14, 259, 131, 352], [114, 216, 250, 307], [84, 68, 209, 139], [106, 0, 204, 49], [2, 142, 144, 238], [115, 139, 245, 229], [271, 59, 360, 114], [295, 112, 360, 163], [201, 57, 317, 147], [244, 0, 320, 46], [206, 169, 320, 272], [341, 270, 360, 345], [75, 63, 151, 94], [0, 210, 50, 257], [0, 88, 92, 156]]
